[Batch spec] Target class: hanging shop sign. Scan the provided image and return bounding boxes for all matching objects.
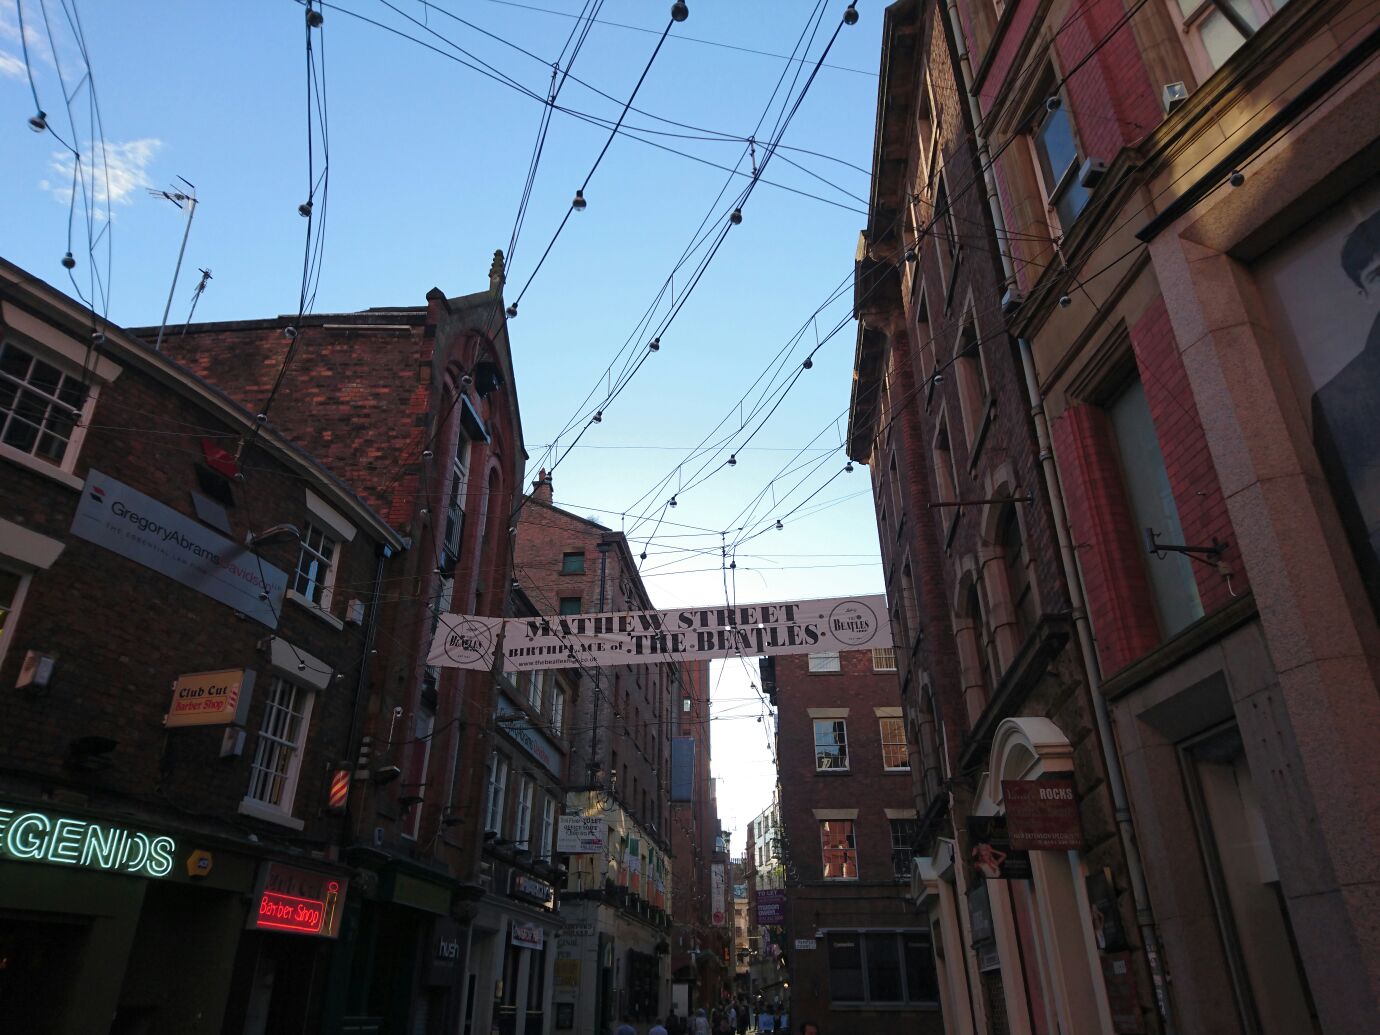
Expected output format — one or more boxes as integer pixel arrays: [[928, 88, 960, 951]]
[[497, 706, 563, 778], [0, 805, 176, 878], [165, 668, 255, 728], [1001, 775, 1084, 851], [967, 813, 1031, 880], [71, 470, 288, 629], [427, 595, 891, 672], [511, 871, 556, 909], [512, 923, 545, 950], [756, 889, 786, 925], [556, 815, 607, 854], [250, 862, 346, 938], [711, 863, 727, 925]]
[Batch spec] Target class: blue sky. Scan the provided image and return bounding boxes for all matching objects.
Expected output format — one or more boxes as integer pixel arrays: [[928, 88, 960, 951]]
[[1, 0, 886, 843]]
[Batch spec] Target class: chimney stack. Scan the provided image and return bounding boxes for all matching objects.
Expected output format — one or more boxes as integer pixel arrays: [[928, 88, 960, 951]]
[[531, 468, 553, 504]]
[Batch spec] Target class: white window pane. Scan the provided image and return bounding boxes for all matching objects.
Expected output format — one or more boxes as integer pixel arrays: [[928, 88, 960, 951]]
[[1200, 0, 1256, 69]]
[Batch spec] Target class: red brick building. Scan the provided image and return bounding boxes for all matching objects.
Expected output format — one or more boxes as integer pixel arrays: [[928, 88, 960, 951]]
[[855, 0, 1380, 1031], [668, 654, 731, 1016], [514, 474, 685, 1033], [155, 253, 530, 1034], [763, 647, 942, 1034], [0, 258, 402, 1032]]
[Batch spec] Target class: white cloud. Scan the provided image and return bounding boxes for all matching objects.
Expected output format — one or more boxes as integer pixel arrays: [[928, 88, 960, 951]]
[[0, 49, 23, 79], [44, 138, 163, 211]]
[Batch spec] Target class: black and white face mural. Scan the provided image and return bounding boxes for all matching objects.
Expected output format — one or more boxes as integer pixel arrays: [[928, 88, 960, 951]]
[[1257, 177, 1380, 612]]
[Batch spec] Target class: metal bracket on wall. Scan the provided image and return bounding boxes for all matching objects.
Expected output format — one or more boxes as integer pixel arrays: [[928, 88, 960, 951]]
[[1145, 527, 1228, 562]]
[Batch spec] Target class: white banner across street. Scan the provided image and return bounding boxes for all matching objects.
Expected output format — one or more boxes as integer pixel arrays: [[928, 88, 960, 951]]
[[426, 594, 891, 672]]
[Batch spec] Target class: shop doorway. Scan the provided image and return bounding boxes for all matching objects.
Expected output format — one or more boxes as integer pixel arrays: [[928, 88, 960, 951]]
[[0, 913, 89, 1030]]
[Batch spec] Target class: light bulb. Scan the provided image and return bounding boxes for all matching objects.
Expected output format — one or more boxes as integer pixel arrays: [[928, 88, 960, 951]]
[[1228, 170, 1245, 187], [61, 252, 76, 270], [843, 3, 859, 25], [284, 325, 298, 340], [593, 410, 603, 423], [506, 303, 518, 318], [649, 337, 660, 351], [306, 8, 324, 27], [28, 111, 47, 133], [775, 520, 784, 531], [668, 495, 677, 508], [572, 189, 587, 211], [298, 200, 313, 217], [671, 1, 689, 22], [802, 357, 813, 370], [422, 449, 434, 459], [1046, 96, 1061, 112], [1058, 295, 1071, 308], [728, 454, 737, 466], [845, 461, 854, 473], [729, 208, 742, 225]]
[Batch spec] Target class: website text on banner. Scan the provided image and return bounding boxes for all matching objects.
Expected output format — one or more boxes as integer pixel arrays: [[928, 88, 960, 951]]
[[426, 595, 891, 672]]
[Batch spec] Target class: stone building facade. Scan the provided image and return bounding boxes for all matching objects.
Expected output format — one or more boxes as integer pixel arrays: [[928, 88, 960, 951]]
[[855, 0, 1380, 1031]]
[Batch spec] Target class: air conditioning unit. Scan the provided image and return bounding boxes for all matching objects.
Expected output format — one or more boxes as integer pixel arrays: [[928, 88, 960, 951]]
[[1079, 157, 1108, 189], [1162, 81, 1188, 115]]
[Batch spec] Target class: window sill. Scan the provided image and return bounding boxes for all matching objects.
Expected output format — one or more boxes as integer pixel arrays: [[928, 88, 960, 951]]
[[814, 769, 852, 776], [238, 798, 305, 830], [286, 588, 346, 630], [883, 767, 912, 774], [0, 445, 83, 491]]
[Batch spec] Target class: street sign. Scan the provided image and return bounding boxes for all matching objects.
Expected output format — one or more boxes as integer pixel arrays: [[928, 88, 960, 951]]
[[556, 815, 606, 854]]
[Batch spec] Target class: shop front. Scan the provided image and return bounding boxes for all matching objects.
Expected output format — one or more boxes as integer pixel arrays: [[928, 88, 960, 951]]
[[0, 799, 350, 1034], [466, 864, 560, 1035]]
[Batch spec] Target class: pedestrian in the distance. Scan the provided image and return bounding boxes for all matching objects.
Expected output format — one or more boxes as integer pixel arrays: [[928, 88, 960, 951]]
[[692, 1007, 711, 1035], [615, 1025, 636, 1035], [736, 998, 749, 1035], [665, 1005, 684, 1035], [798, 1022, 820, 1035]]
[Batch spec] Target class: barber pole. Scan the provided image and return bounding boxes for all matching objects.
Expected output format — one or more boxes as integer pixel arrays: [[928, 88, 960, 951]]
[[327, 768, 350, 811]]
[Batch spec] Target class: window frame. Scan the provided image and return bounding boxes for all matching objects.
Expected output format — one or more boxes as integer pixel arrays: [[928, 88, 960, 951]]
[[1027, 84, 1091, 237], [871, 647, 897, 672], [1169, 0, 1276, 80], [820, 819, 859, 880], [889, 818, 919, 878], [0, 565, 33, 673], [808, 651, 842, 674], [240, 674, 315, 828], [880, 717, 911, 772], [558, 596, 582, 616], [814, 718, 850, 772], [484, 752, 510, 835], [827, 930, 940, 1005], [0, 336, 98, 485], [290, 520, 340, 613], [560, 550, 586, 574], [539, 795, 557, 860], [514, 774, 534, 850]]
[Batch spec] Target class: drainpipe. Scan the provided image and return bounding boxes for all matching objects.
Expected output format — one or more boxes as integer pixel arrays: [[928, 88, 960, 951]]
[[1018, 337, 1177, 1033], [341, 539, 395, 847], [941, 0, 1017, 290]]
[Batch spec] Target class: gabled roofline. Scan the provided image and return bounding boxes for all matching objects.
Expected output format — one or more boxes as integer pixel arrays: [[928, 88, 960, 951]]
[[1, 258, 405, 550]]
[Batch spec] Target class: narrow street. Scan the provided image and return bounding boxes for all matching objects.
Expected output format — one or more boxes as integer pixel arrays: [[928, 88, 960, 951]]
[[1, 1, 1378, 1033]]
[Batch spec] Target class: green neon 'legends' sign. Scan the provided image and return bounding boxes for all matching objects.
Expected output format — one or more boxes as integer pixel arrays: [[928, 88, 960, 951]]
[[0, 806, 176, 878]]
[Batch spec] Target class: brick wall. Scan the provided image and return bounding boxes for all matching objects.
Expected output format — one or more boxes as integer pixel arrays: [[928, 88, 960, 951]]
[[1053, 0, 1161, 156], [1129, 296, 1246, 612], [1051, 402, 1161, 673], [774, 650, 913, 883], [0, 336, 386, 847]]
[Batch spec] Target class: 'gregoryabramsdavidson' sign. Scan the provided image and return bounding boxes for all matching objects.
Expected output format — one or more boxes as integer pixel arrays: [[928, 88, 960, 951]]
[[426, 595, 891, 672], [71, 470, 288, 628]]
